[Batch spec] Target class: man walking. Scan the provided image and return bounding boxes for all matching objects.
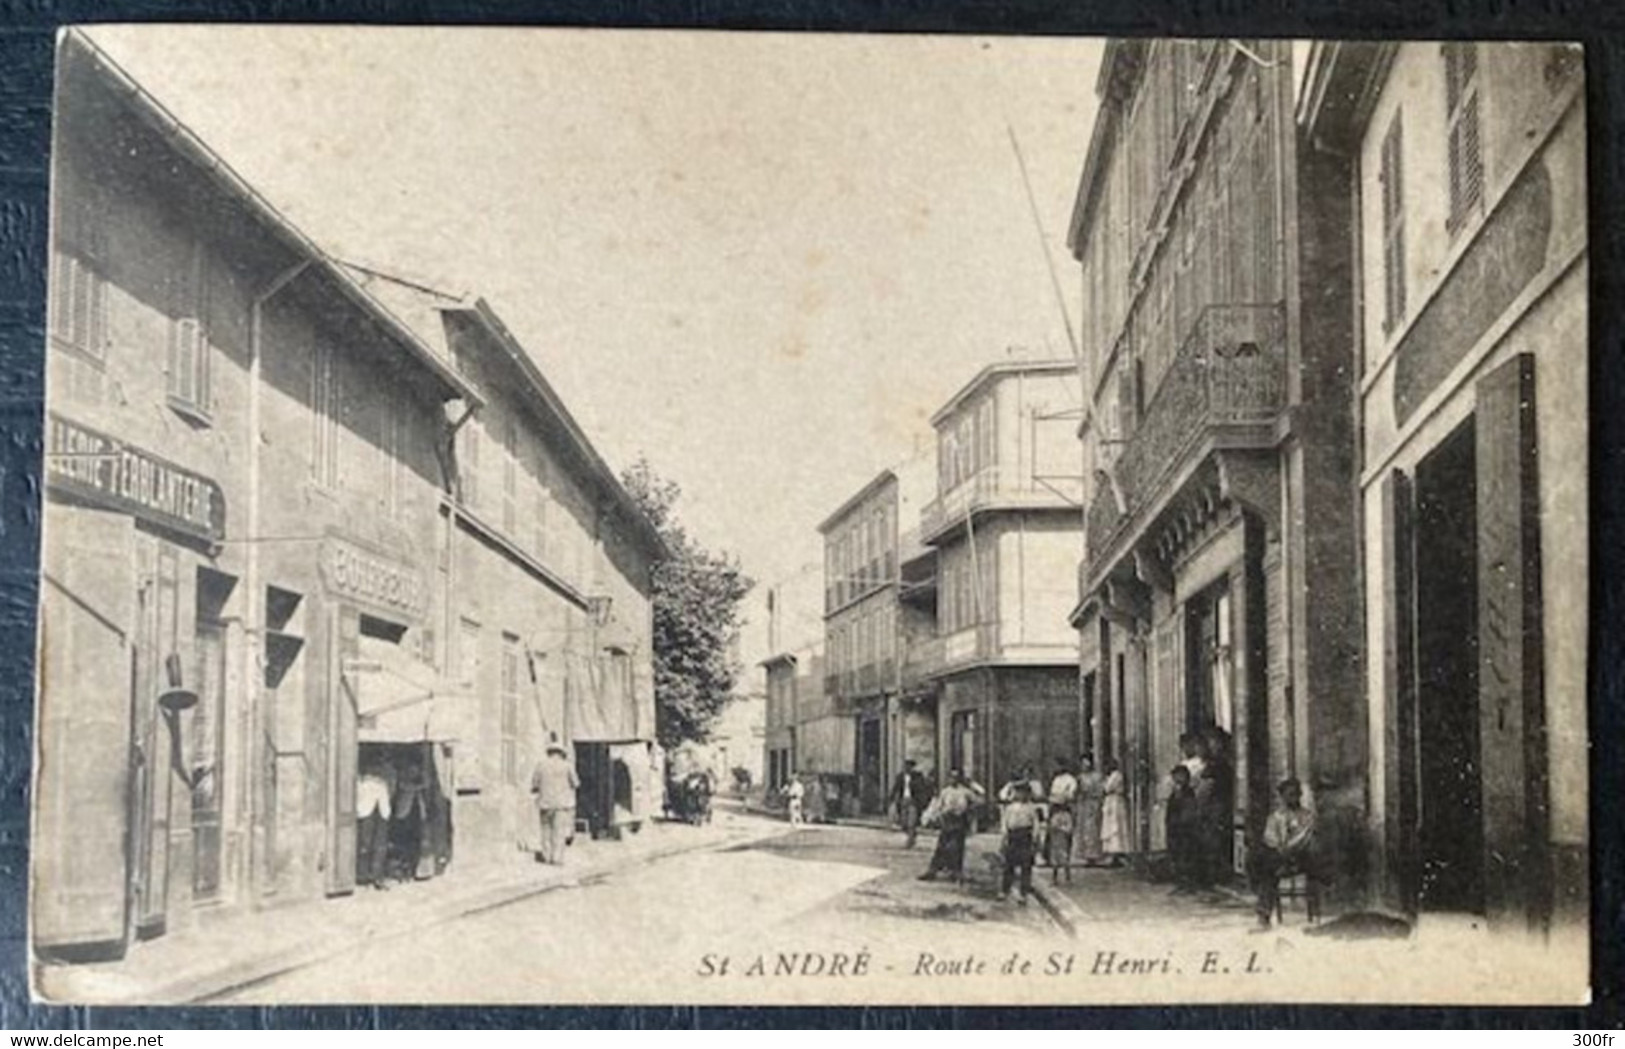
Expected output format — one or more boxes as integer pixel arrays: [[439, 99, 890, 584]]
[[890, 759, 931, 848], [531, 735, 580, 865], [356, 761, 393, 890]]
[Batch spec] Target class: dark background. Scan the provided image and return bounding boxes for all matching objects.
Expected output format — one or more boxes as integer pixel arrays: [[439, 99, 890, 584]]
[[0, 0, 1620, 1030]]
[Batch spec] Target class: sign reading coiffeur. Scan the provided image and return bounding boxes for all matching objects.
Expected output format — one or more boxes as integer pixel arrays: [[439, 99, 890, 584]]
[[322, 537, 426, 620], [45, 412, 226, 543]]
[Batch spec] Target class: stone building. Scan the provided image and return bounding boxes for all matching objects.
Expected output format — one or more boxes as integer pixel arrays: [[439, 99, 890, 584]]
[[817, 459, 934, 814], [33, 33, 661, 960], [1298, 41, 1587, 930], [35, 34, 479, 954], [910, 359, 1084, 796], [341, 266, 664, 855], [1066, 39, 1363, 886]]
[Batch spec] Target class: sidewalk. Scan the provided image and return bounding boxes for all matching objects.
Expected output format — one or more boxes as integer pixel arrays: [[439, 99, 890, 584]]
[[35, 809, 790, 1005], [1026, 860, 1281, 936]]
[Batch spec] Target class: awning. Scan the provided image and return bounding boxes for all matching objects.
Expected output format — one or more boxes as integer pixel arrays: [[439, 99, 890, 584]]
[[565, 650, 641, 743], [343, 641, 471, 744]]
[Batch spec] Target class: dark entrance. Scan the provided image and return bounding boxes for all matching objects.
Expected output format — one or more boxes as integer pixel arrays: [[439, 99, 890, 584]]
[[1412, 417, 1484, 913], [857, 716, 883, 814]]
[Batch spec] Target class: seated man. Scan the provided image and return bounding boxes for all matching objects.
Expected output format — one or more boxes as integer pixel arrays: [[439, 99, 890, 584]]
[[1249, 778, 1321, 928]]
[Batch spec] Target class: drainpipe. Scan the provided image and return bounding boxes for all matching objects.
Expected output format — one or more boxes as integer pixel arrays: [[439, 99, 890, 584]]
[[241, 258, 309, 902], [439, 401, 478, 681]]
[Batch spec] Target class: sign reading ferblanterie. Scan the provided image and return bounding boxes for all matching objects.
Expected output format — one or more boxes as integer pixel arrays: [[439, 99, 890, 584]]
[[44, 412, 226, 543], [322, 536, 426, 620]]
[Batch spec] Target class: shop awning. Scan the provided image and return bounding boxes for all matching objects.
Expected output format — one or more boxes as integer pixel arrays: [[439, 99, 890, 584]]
[[343, 644, 471, 744], [565, 650, 642, 743]]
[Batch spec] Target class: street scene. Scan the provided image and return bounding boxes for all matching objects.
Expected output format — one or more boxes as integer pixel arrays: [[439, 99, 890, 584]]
[[29, 27, 1589, 1006]]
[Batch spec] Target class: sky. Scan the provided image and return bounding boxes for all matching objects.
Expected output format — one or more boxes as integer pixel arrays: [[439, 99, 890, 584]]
[[85, 25, 1102, 666]]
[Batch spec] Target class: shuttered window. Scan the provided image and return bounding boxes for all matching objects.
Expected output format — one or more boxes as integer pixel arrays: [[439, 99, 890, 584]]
[[501, 415, 518, 536], [1444, 43, 1484, 235], [49, 249, 109, 363], [1379, 113, 1407, 334], [310, 337, 340, 488], [166, 239, 213, 423]]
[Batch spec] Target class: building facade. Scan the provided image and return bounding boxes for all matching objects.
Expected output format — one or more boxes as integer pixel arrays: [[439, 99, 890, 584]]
[[757, 564, 826, 796], [343, 267, 664, 856], [34, 34, 660, 961], [818, 459, 935, 814], [1066, 39, 1364, 887], [35, 35, 480, 954], [910, 360, 1084, 796], [1299, 41, 1587, 929]]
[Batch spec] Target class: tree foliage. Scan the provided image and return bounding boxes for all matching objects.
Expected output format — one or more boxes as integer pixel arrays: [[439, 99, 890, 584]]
[[621, 458, 753, 750]]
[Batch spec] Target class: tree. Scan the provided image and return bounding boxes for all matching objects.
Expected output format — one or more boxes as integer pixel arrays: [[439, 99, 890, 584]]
[[621, 458, 753, 750]]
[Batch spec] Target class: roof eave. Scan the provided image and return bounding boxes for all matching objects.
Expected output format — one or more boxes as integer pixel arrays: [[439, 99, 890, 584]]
[[816, 469, 898, 534], [63, 31, 483, 411], [929, 360, 1077, 428], [460, 298, 669, 564]]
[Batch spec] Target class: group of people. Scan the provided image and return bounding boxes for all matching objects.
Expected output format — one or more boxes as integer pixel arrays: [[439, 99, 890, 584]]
[[354, 744, 455, 891], [1163, 729, 1236, 896], [888, 726, 1318, 924], [890, 753, 1134, 905], [989, 755, 1131, 903], [780, 773, 821, 825]]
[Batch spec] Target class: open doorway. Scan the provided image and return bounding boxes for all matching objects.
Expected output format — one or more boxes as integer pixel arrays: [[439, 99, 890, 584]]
[[1412, 417, 1484, 913]]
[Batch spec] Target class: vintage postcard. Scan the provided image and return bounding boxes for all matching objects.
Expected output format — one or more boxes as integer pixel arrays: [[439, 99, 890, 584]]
[[29, 26, 1589, 1006]]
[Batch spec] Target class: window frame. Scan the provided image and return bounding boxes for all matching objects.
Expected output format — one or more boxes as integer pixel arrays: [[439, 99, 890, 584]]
[[1443, 43, 1485, 237], [1379, 111, 1408, 336], [166, 236, 214, 426]]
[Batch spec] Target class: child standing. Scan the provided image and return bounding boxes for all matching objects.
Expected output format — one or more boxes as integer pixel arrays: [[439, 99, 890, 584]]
[[1000, 782, 1041, 904]]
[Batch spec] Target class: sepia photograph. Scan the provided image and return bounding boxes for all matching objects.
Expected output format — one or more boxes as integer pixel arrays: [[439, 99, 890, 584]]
[[27, 25, 1589, 1007]]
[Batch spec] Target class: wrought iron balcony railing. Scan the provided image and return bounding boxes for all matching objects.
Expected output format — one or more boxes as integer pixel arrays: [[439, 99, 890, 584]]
[[1086, 302, 1286, 564]]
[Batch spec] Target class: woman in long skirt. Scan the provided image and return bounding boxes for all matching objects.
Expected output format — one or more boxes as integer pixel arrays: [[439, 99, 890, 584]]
[[1100, 757, 1131, 867], [1076, 753, 1106, 867]]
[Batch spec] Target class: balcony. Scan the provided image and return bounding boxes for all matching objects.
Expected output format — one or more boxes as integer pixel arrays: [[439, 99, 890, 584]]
[[900, 623, 1001, 683], [920, 467, 1082, 546], [1086, 302, 1286, 572], [825, 659, 896, 705]]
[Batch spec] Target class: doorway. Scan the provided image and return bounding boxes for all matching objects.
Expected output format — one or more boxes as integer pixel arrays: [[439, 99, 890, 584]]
[[857, 716, 883, 814], [1412, 417, 1484, 913]]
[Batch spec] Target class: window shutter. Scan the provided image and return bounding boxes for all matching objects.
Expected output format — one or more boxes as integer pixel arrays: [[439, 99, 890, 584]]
[[1380, 114, 1406, 331], [1461, 91, 1483, 215]]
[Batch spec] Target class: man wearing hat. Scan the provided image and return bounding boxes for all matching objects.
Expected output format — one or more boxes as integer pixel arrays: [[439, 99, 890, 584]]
[[530, 734, 580, 865]]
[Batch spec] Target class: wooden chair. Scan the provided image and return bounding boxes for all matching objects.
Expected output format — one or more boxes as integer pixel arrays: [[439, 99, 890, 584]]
[[1275, 865, 1321, 924]]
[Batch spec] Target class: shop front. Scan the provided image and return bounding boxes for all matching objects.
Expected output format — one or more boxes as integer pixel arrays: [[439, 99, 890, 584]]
[[1079, 453, 1277, 875], [563, 645, 656, 838], [35, 413, 232, 959]]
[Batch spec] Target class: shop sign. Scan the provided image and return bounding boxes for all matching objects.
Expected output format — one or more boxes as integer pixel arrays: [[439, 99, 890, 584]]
[[321, 536, 426, 621], [44, 412, 226, 543]]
